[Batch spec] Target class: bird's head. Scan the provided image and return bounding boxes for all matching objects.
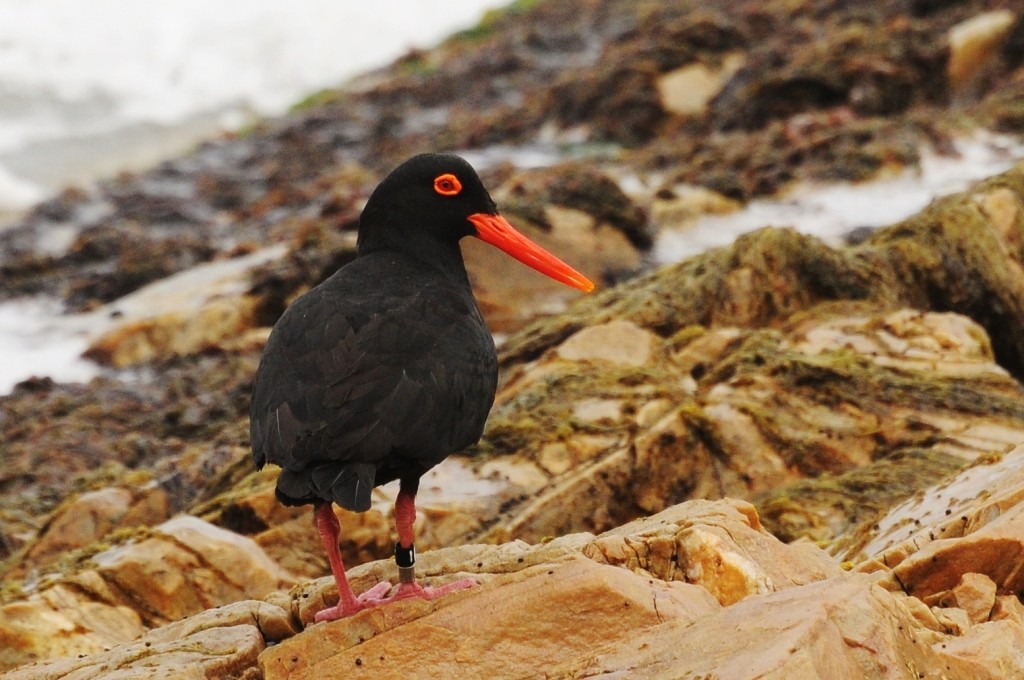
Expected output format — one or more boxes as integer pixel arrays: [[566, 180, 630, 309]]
[[358, 153, 594, 292]]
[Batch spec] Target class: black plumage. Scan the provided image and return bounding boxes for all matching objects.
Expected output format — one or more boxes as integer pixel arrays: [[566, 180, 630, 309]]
[[251, 252, 497, 511], [248, 153, 591, 621]]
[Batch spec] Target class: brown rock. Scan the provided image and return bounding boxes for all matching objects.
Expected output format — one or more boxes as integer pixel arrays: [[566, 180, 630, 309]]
[[892, 500, 1024, 606], [3, 600, 295, 680], [0, 587, 147, 673], [841, 442, 1024, 571], [25, 488, 131, 560], [947, 10, 1017, 97], [0, 516, 296, 671], [948, 572, 998, 624], [485, 300, 1024, 549], [551, 574, 1022, 679], [656, 52, 746, 116], [993, 594, 1024, 626], [974, 186, 1024, 250], [650, 184, 741, 230], [585, 498, 840, 605], [288, 532, 595, 626], [93, 516, 296, 624], [259, 556, 719, 680], [86, 295, 262, 368], [6, 497, 1024, 679], [554, 319, 657, 366], [20, 486, 170, 575], [933, 619, 1024, 680]]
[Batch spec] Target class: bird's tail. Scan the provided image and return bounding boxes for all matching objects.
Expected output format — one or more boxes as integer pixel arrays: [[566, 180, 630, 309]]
[[275, 462, 376, 512]]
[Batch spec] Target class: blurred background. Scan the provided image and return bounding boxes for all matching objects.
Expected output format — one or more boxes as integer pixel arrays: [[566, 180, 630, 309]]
[[0, 0, 507, 218]]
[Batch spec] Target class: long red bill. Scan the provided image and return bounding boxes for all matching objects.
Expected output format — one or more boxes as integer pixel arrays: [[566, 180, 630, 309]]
[[468, 212, 595, 292]]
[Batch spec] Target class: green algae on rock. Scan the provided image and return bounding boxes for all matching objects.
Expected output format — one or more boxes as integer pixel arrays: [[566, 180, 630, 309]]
[[501, 161, 1024, 382]]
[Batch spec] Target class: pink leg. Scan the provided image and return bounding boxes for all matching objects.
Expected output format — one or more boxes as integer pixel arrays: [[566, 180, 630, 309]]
[[313, 488, 477, 623], [313, 503, 391, 623], [357, 487, 476, 606]]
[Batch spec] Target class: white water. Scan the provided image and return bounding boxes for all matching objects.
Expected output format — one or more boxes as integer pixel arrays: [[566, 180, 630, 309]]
[[654, 131, 1024, 263], [0, 246, 287, 394], [0, 0, 509, 213]]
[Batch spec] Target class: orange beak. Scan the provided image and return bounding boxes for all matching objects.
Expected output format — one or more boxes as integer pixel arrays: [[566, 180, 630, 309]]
[[468, 213, 595, 292]]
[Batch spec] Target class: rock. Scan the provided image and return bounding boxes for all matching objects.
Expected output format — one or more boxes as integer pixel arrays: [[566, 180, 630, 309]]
[[261, 498, 827, 678], [838, 441, 1024, 569], [947, 10, 1017, 97], [948, 572, 998, 624], [13, 496, 1024, 679], [466, 164, 650, 332], [0, 516, 296, 671], [973, 186, 1023, 249], [933, 620, 1024, 680], [3, 600, 295, 680], [656, 52, 746, 116], [583, 499, 840, 605], [85, 295, 263, 368], [18, 486, 170, 576], [0, 586, 147, 674], [286, 533, 596, 627], [5, 3, 1024, 677], [93, 516, 296, 624], [650, 183, 742, 231], [260, 557, 719, 680], [554, 319, 657, 366], [891, 493, 1024, 607], [482, 301, 1024, 547], [501, 163, 1024, 381], [551, 573, 1023, 679], [24, 488, 130, 558]]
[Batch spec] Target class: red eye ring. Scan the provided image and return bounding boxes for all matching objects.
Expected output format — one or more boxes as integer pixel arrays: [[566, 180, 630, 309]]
[[433, 173, 462, 196]]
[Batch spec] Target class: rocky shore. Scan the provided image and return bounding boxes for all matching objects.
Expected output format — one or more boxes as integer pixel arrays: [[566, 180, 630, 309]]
[[2, 1, 1024, 678]]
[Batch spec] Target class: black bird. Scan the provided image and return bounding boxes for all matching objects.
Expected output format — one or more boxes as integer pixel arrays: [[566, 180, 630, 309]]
[[250, 153, 593, 621]]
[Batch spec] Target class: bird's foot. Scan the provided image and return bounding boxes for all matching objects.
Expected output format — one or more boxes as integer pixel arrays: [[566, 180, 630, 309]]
[[371, 577, 478, 605], [313, 581, 393, 622]]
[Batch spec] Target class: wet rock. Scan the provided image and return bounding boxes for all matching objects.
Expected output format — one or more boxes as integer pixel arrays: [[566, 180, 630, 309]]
[[66, 223, 218, 312], [649, 183, 741, 232], [85, 295, 263, 368], [5, 0, 1023, 312], [547, 59, 666, 145]]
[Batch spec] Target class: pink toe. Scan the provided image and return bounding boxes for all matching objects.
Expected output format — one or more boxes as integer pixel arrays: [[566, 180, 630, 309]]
[[357, 581, 394, 602]]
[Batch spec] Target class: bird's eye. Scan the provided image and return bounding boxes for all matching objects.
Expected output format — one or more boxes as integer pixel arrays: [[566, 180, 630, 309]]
[[433, 173, 462, 197]]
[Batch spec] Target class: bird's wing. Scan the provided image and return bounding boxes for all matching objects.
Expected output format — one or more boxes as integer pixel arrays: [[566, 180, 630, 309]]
[[250, 275, 495, 478]]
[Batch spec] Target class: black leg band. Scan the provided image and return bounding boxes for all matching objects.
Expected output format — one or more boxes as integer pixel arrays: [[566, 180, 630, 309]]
[[395, 542, 416, 584], [395, 542, 416, 568]]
